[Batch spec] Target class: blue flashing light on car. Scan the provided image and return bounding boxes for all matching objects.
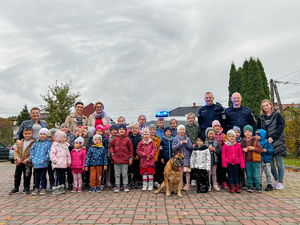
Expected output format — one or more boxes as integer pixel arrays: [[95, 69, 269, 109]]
[[155, 111, 169, 117]]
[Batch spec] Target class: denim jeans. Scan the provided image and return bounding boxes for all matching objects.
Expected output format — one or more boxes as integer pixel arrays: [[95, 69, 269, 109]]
[[271, 155, 285, 183]]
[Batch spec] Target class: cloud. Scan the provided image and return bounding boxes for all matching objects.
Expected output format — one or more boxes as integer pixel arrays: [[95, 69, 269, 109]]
[[0, 0, 299, 122]]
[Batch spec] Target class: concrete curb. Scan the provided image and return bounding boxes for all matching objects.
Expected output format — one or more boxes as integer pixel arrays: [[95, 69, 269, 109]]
[[285, 165, 300, 172]]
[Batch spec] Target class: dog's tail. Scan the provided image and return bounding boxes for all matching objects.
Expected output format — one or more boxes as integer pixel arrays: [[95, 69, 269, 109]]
[[155, 181, 165, 194]]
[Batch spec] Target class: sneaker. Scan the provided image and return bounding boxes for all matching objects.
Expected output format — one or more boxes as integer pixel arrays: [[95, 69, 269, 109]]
[[148, 183, 154, 191], [217, 183, 221, 189], [68, 184, 73, 190], [222, 182, 229, 189], [32, 189, 39, 195], [134, 181, 139, 189], [247, 186, 254, 193], [242, 184, 247, 190], [49, 184, 53, 192], [276, 182, 284, 190], [114, 187, 120, 193], [89, 187, 95, 193], [255, 187, 262, 193], [272, 180, 279, 188], [124, 187, 130, 192], [77, 187, 82, 193], [183, 184, 191, 191], [213, 184, 220, 191], [71, 187, 78, 193], [265, 184, 273, 191], [142, 182, 148, 191], [106, 182, 112, 187], [129, 181, 135, 189], [9, 188, 19, 194], [208, 186, 211, 192], [39, 189, 47, 195], [23, 188, 30, 194], [154, 181, 160, 189], [191, 180, 196, 187], [111, 185, 116, 191], [96, 186, 101, 193]]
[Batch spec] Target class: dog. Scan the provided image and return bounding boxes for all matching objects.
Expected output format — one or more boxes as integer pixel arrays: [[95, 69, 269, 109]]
[[155, 150, 184, 197]]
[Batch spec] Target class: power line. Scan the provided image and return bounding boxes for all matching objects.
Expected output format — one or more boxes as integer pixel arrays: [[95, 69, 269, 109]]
[[275, 69, 300, 80]]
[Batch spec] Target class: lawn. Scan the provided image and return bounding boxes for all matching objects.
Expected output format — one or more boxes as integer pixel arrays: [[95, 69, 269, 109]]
[[283, 156, 300, 168]]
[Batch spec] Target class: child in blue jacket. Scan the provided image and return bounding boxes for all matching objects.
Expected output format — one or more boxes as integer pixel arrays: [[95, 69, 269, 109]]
[[255, 129, 274, 191], [30, 128, 52, 195]]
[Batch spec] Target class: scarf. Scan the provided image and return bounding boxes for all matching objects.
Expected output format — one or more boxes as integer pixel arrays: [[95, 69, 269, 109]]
[[94, 111, 105, 119], [224, 141, 236, 146], [143, 139, 152, 145]]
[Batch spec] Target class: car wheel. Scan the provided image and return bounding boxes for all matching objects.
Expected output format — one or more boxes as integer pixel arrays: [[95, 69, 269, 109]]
[[10, 159, 14, 164]]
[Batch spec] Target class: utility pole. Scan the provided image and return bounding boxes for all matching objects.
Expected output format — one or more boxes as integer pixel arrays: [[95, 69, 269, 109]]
[[270, 79, 275, 105], [273, 83, 283, 113]]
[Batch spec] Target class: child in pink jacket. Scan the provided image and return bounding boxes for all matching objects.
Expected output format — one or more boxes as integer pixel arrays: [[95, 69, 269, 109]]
[[50, 130, 71, 195], [136, 127, 157, 191], [222, 129, 245, 194], [70, 137, 87, 193]]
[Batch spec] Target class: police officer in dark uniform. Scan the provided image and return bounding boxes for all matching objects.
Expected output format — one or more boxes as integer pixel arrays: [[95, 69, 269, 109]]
[[198, 92, 226, 139], [225, 92, 257, 136]]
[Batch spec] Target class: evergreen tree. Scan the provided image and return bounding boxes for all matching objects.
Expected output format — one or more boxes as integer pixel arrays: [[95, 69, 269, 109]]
[[16, 105, 31, 126], [228, 63, 237, 107], [240, 59, 250, 100], [257, 58, 270, 99], [41, 81, 80, 128]]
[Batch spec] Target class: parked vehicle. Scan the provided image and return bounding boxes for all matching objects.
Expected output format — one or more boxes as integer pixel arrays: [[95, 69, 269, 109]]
[[0, 142, 14, 163]]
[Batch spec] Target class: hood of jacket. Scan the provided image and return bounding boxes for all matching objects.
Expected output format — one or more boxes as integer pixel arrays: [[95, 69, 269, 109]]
[[258, 129, 268, 146]]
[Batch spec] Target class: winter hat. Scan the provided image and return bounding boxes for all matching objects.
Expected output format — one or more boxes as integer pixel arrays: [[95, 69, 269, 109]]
[[89, 126, 95, 135], [93, 134, 102, 142], [110, 124, 118, 131], [118, 124, 127, 132], [76, 126, 83, 131], [142, 127, 150, 135], [60, 123, 69, 130], [227, 129, 236, 137], [149, 124, 156, 130], [164, 127, 171, 134], [95, 125, 104, 132], [255, 130, 261, 137], [39, 128, 49, 136], [205, 127, 215, 136], [243, 125, 253, 134], [74, 136, 84, 146], [212, 120, 221, 128], [53, 130, 66, 142], [49, 128, 57, 137], [198, 135, 205, 143], [103, 124, 110, 131], [233, 126, 241, 132], [177, 125, 185, 133]]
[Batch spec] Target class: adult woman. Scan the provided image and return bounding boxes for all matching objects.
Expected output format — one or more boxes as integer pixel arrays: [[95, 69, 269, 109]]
[[87, 102, 111, 127], [257, 99, 286, 190], [65, 102, 88, 135], [15, 107, 49, 141]]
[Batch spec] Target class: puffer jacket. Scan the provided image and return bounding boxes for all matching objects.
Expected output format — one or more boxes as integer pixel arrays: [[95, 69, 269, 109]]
[[172, 134, 193, 167], [222, 142, 245, 168], [258, 129, 274, 163], [160, 136, 174, 161], [204, 127, 222, 165], [190, 145, 211, 170], [85, 145, 108, 167], [151, 135, 161, 162], [185, 123, 199, 145], [215, 130, 226, 147], [109, 135, 133, 164], [136, 140, 157, 168], [30, 139, 52, 168], [70, 147, 87, 170], [128, 132, 143, 157], [50, 142, 71, 169], [66, 132, 74, 150]]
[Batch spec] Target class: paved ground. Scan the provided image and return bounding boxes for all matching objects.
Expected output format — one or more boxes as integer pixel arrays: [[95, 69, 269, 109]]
[[0, 160, 300, 225]]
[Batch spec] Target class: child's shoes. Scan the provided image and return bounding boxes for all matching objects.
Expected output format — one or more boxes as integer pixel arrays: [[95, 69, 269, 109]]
[[142, 182, 148, 191], [213, 184, 220, 191], [71, 187, 78, 193], [96, 186, 101, 193], [148, 183, 154, 191], [222, 182, 229, 189]]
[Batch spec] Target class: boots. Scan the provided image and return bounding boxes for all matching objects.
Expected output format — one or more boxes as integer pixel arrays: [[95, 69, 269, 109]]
[[60, 184, 66, 194], [142, 182, 148, 191], [52, 186, 58, 195], [235, 184, 241, 193], [229, 184, 235, 193], [148, 183, 153, 191], [196, 180, 201, 193]]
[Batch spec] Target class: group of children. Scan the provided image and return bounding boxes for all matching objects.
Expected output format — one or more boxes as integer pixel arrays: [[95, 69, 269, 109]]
[[11, 113, 275, 195]]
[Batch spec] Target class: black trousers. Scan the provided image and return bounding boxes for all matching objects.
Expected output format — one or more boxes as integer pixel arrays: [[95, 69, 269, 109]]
[[47, 163, 55, 189], [195, 169, 209, 193], [14, 163, 32, 190], [129, 159, 141, 182], [217, 160, 227, 184], [55, 168, 65, 186], [34, 168, 47, 190]]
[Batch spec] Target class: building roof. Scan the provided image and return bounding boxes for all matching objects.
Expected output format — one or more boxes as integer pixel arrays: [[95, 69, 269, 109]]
[[82, 103, 94, 118], [169, 106, 202, 117]]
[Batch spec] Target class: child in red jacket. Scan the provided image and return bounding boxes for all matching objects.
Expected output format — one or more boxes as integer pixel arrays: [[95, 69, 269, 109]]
[[222, 129, 245, 193], [109, 124, 133, 193], [136, 127, 157, 191]]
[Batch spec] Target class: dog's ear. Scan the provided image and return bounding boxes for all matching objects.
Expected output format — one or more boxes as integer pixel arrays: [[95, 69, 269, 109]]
[[173, 148, 178, 156], [179, 149, 183, 154]]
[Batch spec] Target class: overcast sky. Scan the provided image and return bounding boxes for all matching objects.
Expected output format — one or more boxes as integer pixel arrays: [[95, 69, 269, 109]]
[[0, 0, 299, 123]]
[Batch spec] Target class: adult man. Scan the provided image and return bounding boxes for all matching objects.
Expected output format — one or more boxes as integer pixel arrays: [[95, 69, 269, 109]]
[[65, 102, 88, 135], [225, 92, 257, 135], [15, 107, 49, 141], [198, 92, 225, 138]]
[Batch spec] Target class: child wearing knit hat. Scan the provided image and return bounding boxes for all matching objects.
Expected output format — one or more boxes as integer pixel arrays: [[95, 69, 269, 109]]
[[222, 130, 245, 193], [149, 124, 161, 187], [70, 137, 87, 193], [241, 125, 263, 193]]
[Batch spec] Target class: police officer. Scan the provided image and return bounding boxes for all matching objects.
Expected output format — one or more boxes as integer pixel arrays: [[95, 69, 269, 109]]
[[198, 92, 226, 139], [225, 92, 257, 136]]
